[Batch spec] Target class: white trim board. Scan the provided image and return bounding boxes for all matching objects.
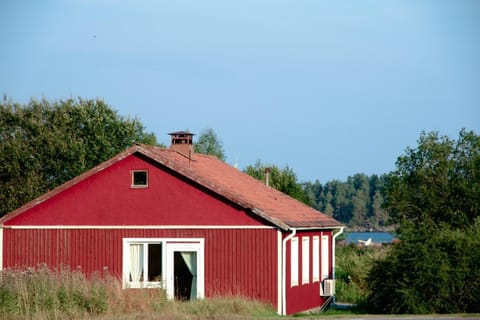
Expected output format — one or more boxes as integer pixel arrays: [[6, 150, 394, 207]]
[[277, 230, 282, 315]]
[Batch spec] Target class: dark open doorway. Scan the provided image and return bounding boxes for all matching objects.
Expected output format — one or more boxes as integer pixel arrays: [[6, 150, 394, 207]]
[[174, 251, 195, 300]]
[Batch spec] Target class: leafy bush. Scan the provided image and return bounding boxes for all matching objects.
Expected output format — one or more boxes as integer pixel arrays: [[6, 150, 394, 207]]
[[365, 220, 480, 314], [365, 130, 480, 314], [335, 244, 389, 304]]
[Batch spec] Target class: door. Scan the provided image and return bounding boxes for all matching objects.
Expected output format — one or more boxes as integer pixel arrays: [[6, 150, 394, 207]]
[[166, 242, 204, 300]]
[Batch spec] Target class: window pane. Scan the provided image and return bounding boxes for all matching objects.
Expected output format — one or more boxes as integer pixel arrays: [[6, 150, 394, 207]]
[[129, 244, 144, 282], [148, 243, 162, 281], [133, 171, 148, 186]]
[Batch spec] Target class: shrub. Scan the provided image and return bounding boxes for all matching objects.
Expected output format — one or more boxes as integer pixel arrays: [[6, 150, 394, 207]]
[[335, 243, 389, 304], [365, 220, 480, 314]]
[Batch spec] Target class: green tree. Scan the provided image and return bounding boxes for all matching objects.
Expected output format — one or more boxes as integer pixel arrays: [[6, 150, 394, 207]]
[[366, 129, 480, 313], [385, 130, 480, 229], [194, 128, 226, 161], [0, 97, 157, 217], [301, 179, 323, 210], [244, 160, 311, 205]]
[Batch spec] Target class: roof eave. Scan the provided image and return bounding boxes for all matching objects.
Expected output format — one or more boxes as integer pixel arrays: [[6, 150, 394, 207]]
[[251, 208, 290, 231]]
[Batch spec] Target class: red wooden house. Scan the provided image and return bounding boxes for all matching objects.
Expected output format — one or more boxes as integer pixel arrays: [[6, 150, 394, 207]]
[[0, 131, 343, 315]]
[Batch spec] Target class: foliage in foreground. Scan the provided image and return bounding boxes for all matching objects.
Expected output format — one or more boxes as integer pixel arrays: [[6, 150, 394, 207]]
[[365, 129, 480, 314], [0, 266, 274, 319], [365, 220, 480, 314], [335, 244, 389, 304]]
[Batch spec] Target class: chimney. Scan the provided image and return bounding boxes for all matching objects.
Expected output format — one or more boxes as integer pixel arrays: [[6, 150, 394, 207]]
[[265, 167, 271, 187], [168, 131, 195, 158]]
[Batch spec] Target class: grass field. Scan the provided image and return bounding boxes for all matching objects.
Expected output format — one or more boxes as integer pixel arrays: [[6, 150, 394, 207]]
[[0, 245, 388, 319], [0, 265, 277, 319]]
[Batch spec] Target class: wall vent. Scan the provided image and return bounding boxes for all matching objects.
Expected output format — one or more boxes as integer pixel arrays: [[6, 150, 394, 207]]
[[321, 279, 335, 296]]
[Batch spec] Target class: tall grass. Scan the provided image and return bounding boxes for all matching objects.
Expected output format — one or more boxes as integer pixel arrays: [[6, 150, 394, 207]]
[[335, 244, 390, 304], [0, 265, 274, 319]]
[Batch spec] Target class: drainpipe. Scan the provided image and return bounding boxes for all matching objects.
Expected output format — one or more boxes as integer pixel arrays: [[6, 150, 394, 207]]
[[281, 228, 296, 316], [331, 226, 345, 305]]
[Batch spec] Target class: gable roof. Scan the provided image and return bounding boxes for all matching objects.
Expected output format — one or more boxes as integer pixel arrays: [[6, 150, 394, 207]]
[[0, 144, 342, 231]]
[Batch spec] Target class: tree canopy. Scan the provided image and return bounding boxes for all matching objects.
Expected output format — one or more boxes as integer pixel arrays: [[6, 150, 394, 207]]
[[0, 97, 157, 217], [244, 160, 311, 205], [194, 128, 226, 161], [365, 129, 480, 313], [384, 129, 480, 230]]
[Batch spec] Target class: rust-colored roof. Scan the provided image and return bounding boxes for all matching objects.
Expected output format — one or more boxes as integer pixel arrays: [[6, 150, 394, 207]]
[[1, 144, 342, 230]]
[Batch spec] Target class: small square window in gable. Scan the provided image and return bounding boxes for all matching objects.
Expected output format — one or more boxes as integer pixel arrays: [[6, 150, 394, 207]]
[[131, 170, 148, 188]]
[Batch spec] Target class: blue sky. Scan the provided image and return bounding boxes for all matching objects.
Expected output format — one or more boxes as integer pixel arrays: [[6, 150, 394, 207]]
[[1, 0, 479, 182]]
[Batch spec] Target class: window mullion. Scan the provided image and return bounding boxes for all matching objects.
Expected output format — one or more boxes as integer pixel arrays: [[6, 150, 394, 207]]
[[144, 243, 149, 283]]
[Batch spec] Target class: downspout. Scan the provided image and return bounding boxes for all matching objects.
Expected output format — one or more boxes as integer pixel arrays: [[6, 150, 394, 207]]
[[331, 226, 345, 305], [281, 228, 296, 316]]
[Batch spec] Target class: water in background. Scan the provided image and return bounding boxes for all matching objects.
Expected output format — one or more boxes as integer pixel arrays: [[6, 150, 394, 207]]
[[344, 232, 396, 244]]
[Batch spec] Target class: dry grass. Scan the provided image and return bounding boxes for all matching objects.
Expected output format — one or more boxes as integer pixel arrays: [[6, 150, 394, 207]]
[[0, 265, 275, 320]]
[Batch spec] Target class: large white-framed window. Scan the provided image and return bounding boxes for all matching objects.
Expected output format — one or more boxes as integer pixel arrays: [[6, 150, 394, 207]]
[[312, 236, 320, 282], [122, 237, 204, 299], [302, 237, 310, 284], [290, 237, 299, 287], [123, 239, 164, 288]]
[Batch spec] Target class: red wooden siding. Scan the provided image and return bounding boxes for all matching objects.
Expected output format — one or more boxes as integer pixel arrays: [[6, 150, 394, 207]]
[[2, 227, 279, 307], [5, 155, 264, 227], [285, 230, 332, 315]]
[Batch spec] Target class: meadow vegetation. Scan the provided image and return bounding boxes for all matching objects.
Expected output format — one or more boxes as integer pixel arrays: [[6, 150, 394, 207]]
[[334, 243, 389, 305], [0, 265, 275, 320]]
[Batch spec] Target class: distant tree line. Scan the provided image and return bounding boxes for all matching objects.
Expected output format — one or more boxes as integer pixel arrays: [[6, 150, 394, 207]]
[[244, 163, 391, 230], [302, 174, 390, 230]]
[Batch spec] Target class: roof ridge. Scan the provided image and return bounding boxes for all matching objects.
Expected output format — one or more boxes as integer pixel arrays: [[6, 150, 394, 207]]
[[1, 144, 342, 230]]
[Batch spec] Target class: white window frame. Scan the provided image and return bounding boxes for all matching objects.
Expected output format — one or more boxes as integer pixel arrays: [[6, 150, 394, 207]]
[[123, 239, 165, 289], [290, 237, 299, 287], [131, 170, 148, 188], [165, 242, 204, 300], [312, 236, 320, 282], [122, 238, 204, 295], [302, 237, 310, 284]]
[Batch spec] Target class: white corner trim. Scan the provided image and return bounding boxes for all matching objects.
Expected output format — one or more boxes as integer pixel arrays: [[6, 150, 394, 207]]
[[277, 230, 282, 315]]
